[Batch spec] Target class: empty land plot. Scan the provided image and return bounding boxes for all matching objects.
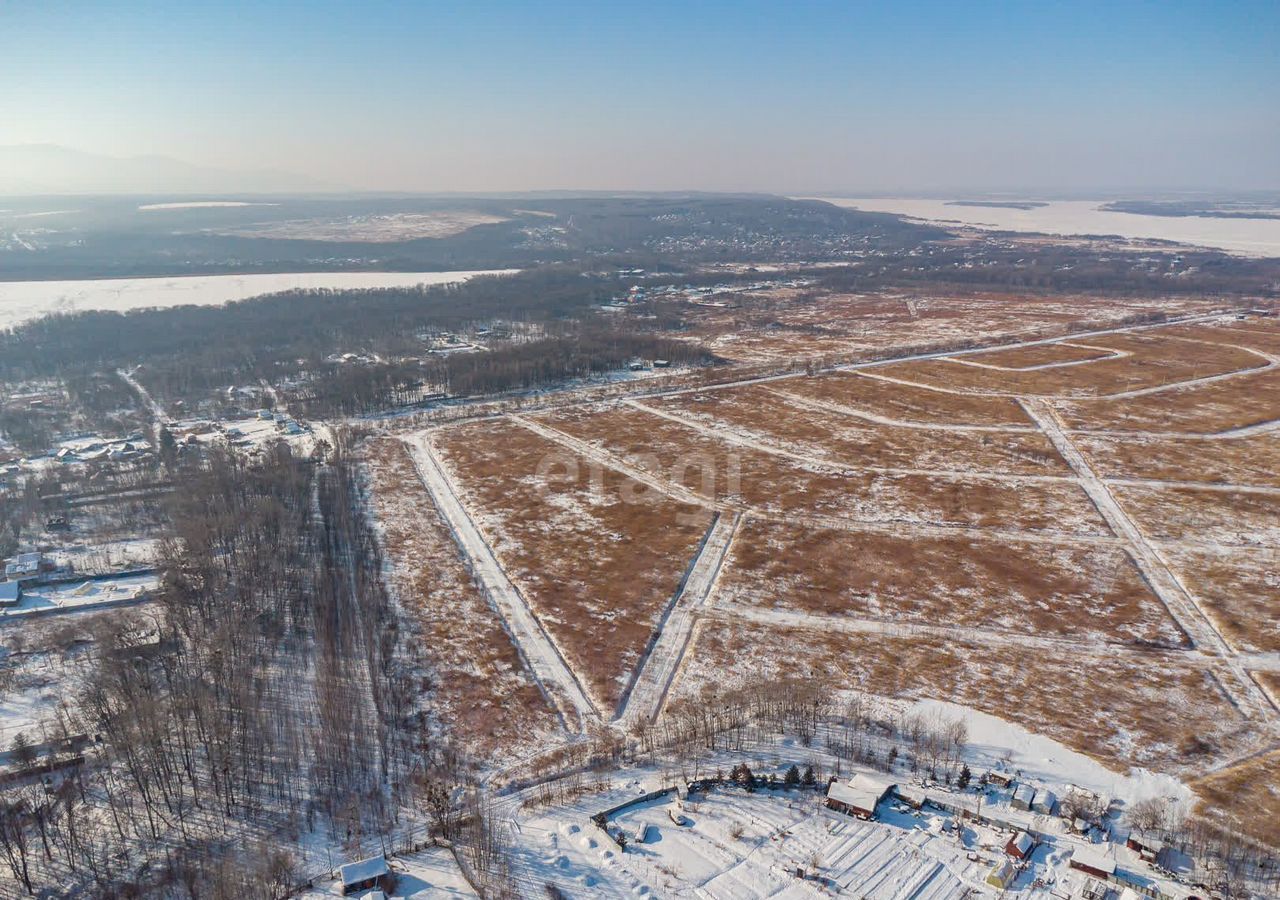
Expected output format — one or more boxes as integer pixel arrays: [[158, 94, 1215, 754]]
[[1162, 548, 1279, 653], [1189, 750, 1280, 850], [951, 340, 1118, 369], [362, 438, 560, 756], [649, 386, 1068, 475], [713, 519, 1185, 645], [1076, 432, 1280, 486], [1055, 367, 1280, 433], [1161, 320, 1280, 356], [538, 405, 1111, 535], [678, 621, 1255, 775], [779, 371, 1034, 426], [431, 420, 712, 711], [877, 332, 1267, 397], [1112, 485, 1280, 547]]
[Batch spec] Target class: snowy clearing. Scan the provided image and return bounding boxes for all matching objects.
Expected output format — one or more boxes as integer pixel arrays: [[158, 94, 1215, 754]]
[[0, 269, 518, 329], [808, 197, 1280, 257]]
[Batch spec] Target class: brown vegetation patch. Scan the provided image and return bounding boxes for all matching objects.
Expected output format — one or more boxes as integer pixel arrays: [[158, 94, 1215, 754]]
[[363, 438, 560, 756], [1163, 547, 1280, 653], [878, 331, 1266, 397], [432, 421, 712, 710], [652, 385, 1068, 474], [1190, 750, 1280, 850], [679, 621, 1252, 776], [715, 519, 1184, 645], [1055, 367, 1280, 433], [1112, 485, 1280, 547], [539, 405, 1110, 535], [780, 370, 1033, 426], [956, 341, 1116, 369], [1077, 432, 1280, 486]]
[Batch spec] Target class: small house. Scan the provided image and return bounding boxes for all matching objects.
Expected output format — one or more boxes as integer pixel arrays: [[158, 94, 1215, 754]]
[[654, 359, 671, 368], [1005, 831, 1035, 860], [4, 553, 44, 583], [1069, 844, 1116, 879], [1010, 783, 1036, 811], [339, 855, 390, 896], [1031, 789, 1057, 816], [826, 773, 894, 820], [0, 581, 19, 607], [1126, 831, 1163, 862], [986, 769, 1015, 789], [986, 858, 1016, 890]]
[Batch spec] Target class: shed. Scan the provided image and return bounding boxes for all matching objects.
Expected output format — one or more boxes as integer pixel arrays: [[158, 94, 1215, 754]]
[[986, 769, 1015, 788], [339, 855, 390, 895], [0, 581, 20, 607], [1069, 844, 1116, 879], [1010, 783, 1036, 811], [1031, 788, 1057, 815], [986, 858, 1016, 890], [826, 773, 894, 819], [1126, 831, 1163, 861], [1005, 831, 1035, 860]]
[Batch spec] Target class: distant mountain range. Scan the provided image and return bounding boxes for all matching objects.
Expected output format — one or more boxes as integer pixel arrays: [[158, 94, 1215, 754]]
[[0, 144, 334, 195]]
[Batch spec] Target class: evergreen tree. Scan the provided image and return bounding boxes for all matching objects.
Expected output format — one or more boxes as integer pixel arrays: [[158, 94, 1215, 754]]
[[802, 765, 817, 787], [957, 764, 972, 790], [785, 765, 801, 788]]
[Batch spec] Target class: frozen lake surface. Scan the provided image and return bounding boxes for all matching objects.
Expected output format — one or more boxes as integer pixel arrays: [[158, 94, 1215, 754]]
[[0, 269, 518, 329], [810, 197, 1280, 258]]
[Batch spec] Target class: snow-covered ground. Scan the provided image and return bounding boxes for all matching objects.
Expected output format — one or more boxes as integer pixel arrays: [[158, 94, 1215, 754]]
[[136, 200, 279, 210], [3, 572, 159, 618], [298, 846, 476, 899], [0, 269, 518, 329], [503, 699, 1208, 898], [808, 197, 1280, 257]]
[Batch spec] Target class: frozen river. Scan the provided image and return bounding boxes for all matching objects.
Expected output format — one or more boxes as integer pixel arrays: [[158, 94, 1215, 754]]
[[809, 197, 1280, 258], [0, 268, 518, 330]]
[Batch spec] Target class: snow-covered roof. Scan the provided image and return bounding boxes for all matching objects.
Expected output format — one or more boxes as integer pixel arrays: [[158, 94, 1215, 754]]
[[339, 854, 389, 886], [1012, 783, 1036, 805], [1033, 788, 1058, 809], [827, 773, 894, 812], [0, 582, 19, 602], [1008, 831, 1034, 855], [1070, 844, 1117, 875]]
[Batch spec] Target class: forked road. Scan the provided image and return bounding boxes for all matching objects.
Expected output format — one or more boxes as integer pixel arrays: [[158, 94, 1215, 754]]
[[403, 433, 600, 729], [1021, 399, 1275, 723], [615, 512, 741, 727]]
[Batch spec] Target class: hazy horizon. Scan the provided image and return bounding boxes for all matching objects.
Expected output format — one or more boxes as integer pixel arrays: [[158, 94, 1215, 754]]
[[3, 1, 1278, 195]]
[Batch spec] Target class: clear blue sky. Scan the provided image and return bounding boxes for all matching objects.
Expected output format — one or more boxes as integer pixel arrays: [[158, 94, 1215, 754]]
[[3, 0, 1277, 192]]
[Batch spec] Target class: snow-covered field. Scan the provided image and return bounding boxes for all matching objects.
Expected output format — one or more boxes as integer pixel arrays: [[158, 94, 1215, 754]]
[[809, 197, 1280, 257], [0, 269, 518, 329]]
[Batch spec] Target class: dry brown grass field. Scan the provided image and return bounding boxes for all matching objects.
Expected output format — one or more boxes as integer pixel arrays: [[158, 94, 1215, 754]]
[[779, 370, 1035, 426], [682, 289, 1221, 364], [362, 438, 561, 755], [431, 420, 712, 710], [649, 385, 1068, 474], [876, 332, 1267, 397], [1111, 484, 1280, 547], [1162, 547, 1280, 653], [1076, 432, 1280, 486], [1188, 750, 1280, 850], [951, 340, 1116, 369], [678, 620, 1254, 776], [713, 519, 1186, 645], [537, 405, 1109, 534], [1056, 367, 1280, 432]]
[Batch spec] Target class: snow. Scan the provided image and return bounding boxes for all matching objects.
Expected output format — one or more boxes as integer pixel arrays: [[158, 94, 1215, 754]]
[[809, 197, 1280, 258], [0, 269, 519, 329], [904, 699, 1194, 814], [4, 572, 160, 618], [136, 201, 279, 210], [299, 846, 476, 898]]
